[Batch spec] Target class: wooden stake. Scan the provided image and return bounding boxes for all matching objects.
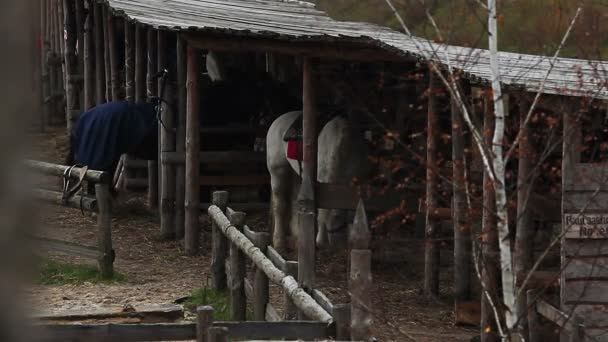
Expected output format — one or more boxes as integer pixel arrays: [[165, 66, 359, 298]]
[[95, 183, 114, 278], [229, 211, 247, 321], [159, 30, 176, 239], [211, 191, 229, 291], [253, 232, 271, 320], [424, 70, 440, 299], [83, 0, 95, 110], [284, 260, 299, 320], [196, 306, 214, 342], [185, 44, 201, 255], [451, 84, 471, 303], [349, 202, 372, 342], [93, 2, 105, 104], [147, 28, 159, 210], [333, 304, 351, 340], [175, 35, 187, 239]]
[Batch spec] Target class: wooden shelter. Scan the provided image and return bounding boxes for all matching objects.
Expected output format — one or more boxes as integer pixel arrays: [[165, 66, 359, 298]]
[[39, 0, 608, 338]]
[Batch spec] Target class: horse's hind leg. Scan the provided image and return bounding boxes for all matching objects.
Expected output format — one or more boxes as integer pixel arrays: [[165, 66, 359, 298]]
[[270, 166, 292, 252]]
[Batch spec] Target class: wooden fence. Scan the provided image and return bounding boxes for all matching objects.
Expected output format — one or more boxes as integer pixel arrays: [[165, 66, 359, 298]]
[[26, 160, 114, 277], [207, 190, 373, 341], [527, 290, 594, 342]]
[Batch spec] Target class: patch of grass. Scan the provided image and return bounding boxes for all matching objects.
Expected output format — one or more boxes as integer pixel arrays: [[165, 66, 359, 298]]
[[37, 259, 125, 285], [183, 287, 253, 321]]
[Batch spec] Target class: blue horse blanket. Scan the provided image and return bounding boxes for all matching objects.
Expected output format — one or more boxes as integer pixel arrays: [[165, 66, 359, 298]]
[[71, 101, 158, 172]]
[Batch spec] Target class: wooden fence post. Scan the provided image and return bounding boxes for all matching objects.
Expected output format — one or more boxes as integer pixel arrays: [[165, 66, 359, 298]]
[[93, 2, 105, 104], [349, 200, 372, 342], [333, 303, 351, 340], [196, 306, 214, 342], [146, 27, 159, 210], [253, 232, 271, 321], [95, 183, 113, 278], [185, 44, 201, 255], [63, 0, 79, 132], [83, 0, 94, 111], [174, 35, 187, 240], [526, 290, 541, 342], [228, 210, 247, 321], [284, 260, 299, 320], [208, 327, 229, 342], [158, 30, 176, 240], [211, 191, 229, 291]]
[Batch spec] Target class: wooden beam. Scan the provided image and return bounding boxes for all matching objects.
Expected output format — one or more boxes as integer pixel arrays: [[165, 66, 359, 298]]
[[146, 27, 159, 210], [37, 323, 196, 342], [185, 33, 404, 62], [107, 10, 120, 101], [162, 151, 266, 164], [185, 44, 201, 256], [25, 160, 110, 183], [175, 35, 187, 240], [210, 321, 330, 340], [199, 175, 269, 186]]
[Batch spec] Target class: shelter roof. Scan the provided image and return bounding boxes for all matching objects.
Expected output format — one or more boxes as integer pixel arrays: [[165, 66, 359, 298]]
[[104, 0, 608, 100]]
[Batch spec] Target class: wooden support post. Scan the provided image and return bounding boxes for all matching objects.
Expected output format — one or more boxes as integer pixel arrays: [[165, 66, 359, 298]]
[[451, 85, 471, 304], [40, 0, 50, 130], [159, 30, 176, 239], [56, 0, 66, 99], [196, 306, 214, 342], [526, 290, 541, 342], [124, 21, 135, 101], [175, 35, 187, 239], [146, 27, 159, 210], [515, 94, 534, 338], [63, 0, 79, 131], [185, 44, 201, 255], [83, 0, 95, 110], [93, 2, 105, 104], [284, 260, 299, 320], [95, 183, 113, 278], [253, 232, 271, 321], [349, 201, 372, 342], [75, 0, 85, 77], [297, 57, 317, 316], [211, 191, 229, 291], [333, 304, 351, 340], [228, 211, 247, 321], [134, 24, 146, 102], [424, 69, 440, 299], [102, 5, 111, 102], [107, 10, 119, 102], [208, 327, 229, 342], [481, 90, 500, 342]]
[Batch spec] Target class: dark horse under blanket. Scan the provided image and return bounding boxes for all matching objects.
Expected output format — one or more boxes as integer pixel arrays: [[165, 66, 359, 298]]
[[66, 101, 159, 177]]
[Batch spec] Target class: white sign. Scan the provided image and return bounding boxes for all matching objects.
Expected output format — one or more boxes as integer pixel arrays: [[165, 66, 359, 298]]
[[565, 213, 608, 239]]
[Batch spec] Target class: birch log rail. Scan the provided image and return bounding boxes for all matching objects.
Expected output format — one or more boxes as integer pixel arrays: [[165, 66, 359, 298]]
[[207, 205, 333, 324]]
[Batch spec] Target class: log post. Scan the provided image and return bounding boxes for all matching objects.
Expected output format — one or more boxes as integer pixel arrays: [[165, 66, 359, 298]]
[[159, 30, 176, 239], [124, 21, 135, 101], [284, 260, 299, 320], [75, 0, 85, 76], [451, 81, 471, 303], [196, 306, 214, 342], [63, 0, 79, 132], [228, 211, 247, 321], [425, 69, 440, 299], [93, 2, 105, 104], [146, 27, 159, 210], [47, 0, 58, 124], [333, 304, 351, 340], [349, 200, 372, 342], [526, 290, 541, 342], [175, 35, 187, 239], [56, 0, 66, 101], [132, 24, 146, 185], [208, 327, 229, 342], [297, 57, 317, 316], [107, 10, 119, 101], [185, 44, 201, 255], [40, 0, 50, 130], [253, 231, 271, 321], [211, 191, 229, 291], [481, 89, 500, 342], [83, 0, 95, 110], [95, 183, 114, 278], [102, 5, 111, 102]]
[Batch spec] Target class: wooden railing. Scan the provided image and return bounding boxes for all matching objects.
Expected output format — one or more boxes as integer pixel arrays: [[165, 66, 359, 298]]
[[25, 160, 114, 277], [527, 290, 590, 342]]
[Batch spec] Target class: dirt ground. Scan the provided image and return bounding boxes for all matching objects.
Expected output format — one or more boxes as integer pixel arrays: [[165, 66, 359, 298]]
[[26, 126, 477, 341]]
